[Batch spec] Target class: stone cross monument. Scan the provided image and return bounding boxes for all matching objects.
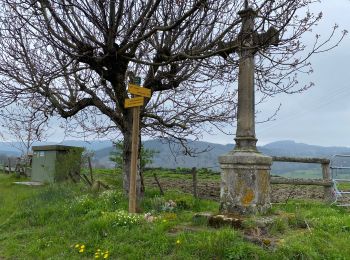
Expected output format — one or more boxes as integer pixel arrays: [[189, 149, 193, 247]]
[[219, 2, 279, 215]]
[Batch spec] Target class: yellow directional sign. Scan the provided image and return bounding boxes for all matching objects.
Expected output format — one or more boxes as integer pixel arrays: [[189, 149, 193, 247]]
[[124, 97, 144, 108], [128, 84, 151, 98]]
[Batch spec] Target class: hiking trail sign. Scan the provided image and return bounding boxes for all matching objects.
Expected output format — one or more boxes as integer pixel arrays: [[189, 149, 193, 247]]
[[128, 84, 151, 98], [124, 96, 145, 108], [125, 78, 151, 213]]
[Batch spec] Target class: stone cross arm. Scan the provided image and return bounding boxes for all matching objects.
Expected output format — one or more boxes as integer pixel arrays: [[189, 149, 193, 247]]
[[218, 26, 280, 59]]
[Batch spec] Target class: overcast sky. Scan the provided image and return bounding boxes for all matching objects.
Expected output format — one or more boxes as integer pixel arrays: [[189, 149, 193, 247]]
[[1, 1, 349, 148], [32, 0, 350, 147], [204, 0, 350, 147]]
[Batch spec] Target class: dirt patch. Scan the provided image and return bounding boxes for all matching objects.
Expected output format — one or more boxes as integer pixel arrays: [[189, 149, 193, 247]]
[[145, 178, 219, 200], [270, 184, 324, 202]]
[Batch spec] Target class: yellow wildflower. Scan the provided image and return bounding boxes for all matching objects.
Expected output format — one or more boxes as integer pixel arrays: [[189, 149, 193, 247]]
[[79, 248, 84, 253], [103, 253, 109, 259], [80, 245, 85, 249], [74, 244, 80, 248], [176, 239, 181, 245]]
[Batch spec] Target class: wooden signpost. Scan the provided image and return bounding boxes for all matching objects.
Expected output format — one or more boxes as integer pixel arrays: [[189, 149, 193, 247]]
[[125, 77, 151, 213], [124, 97, 144, 108], [128, 84, 151, 97]]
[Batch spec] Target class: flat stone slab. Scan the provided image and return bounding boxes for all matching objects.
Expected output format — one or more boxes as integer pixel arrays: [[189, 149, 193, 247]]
[[193, 212, 244, 228], [13, 181, 44, 186], [209, 214, 244, 228], [193, 212, 277, 229]]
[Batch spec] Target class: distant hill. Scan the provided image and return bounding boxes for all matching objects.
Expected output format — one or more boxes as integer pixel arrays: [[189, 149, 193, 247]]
[[0, 140, 113, 165], [2, 139, 350, 175], [57, 140, 113, 151], [0, 140, 113, 155], [260, 140, 350, 174], [95, 139, 235, 170], [0, 142, 20, 155], [261, 140, 350, 157], [94, 139, 350, 174]]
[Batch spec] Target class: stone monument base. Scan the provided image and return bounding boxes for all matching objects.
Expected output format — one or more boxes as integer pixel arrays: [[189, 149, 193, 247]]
[[219, 151, 272, 215]]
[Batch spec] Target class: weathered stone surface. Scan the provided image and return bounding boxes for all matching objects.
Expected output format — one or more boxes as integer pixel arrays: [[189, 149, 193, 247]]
[[206, 214, 275, 230], [219, 151, 272, 215], [219, 151, 272, 165], [208, 214, 244, 229]]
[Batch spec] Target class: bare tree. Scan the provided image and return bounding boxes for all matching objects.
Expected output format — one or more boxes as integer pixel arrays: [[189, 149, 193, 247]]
[[0, 0, 346, 196], [0, 100, 50, 156]]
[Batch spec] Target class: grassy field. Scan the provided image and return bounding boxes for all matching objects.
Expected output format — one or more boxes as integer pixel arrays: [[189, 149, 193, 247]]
[[0, 174, 41, 225], [1, 170, 350, 259]]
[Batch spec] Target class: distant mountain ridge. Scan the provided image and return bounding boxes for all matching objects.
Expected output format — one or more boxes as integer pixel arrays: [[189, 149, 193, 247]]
[[2, 139, 350, 174], [0, 140, 113, 155], [93, 139, 350, 173]]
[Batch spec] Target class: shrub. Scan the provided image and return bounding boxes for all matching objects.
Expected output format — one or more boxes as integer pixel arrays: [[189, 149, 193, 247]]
[[87, 210, 143, 236], [98, 190, 125, 211]]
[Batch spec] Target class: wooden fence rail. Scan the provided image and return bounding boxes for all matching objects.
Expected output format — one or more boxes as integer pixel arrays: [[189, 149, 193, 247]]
[[272, 156, 330, 164], [271, 156, 333, 202]]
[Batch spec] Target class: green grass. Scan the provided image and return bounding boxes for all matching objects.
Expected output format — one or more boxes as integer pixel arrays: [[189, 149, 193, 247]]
[[0, 174, 41, 225], [336, 182, 350, 191], [1, 171, 350, 259]]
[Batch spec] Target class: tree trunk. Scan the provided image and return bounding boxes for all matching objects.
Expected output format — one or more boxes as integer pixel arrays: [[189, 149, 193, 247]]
[[138, 133, 145, 195], [122, 116, 144, 199]]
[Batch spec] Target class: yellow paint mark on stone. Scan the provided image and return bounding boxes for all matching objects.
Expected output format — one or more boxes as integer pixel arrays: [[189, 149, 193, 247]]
[[241, 189, 254, 205]]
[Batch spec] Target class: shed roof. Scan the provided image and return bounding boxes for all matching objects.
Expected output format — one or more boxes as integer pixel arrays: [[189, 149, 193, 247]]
[[32, 145, 84, 152]]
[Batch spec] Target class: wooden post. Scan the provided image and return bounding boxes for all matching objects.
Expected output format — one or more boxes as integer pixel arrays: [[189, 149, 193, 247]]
[[129, 106, 140, 213], [322, 162, 334, 203], [272, 156, 330, 164], [8, 158, 11, 174], [192, 167, 197, 198], [153, 172, 164, 195], [125, 77, 150, 213], [88, 157, 94, 182]]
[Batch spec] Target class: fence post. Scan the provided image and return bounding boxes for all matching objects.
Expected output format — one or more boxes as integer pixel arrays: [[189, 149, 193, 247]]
[[192, 167, 197, 198], [322, 162, 333, 203], [8, 158, 11, 174], [153, 172, 164, 195], [87, 157, 94, 182]]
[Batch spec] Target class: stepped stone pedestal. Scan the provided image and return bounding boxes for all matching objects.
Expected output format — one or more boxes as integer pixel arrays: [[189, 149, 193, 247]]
[[219, 151, 272, 215]]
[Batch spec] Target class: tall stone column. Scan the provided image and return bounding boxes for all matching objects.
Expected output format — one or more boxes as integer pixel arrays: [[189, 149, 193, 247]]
[[219, 7, 272, 215]]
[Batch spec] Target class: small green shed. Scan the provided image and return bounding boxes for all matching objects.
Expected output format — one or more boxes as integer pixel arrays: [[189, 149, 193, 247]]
[[31, 145, 84, 183]]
